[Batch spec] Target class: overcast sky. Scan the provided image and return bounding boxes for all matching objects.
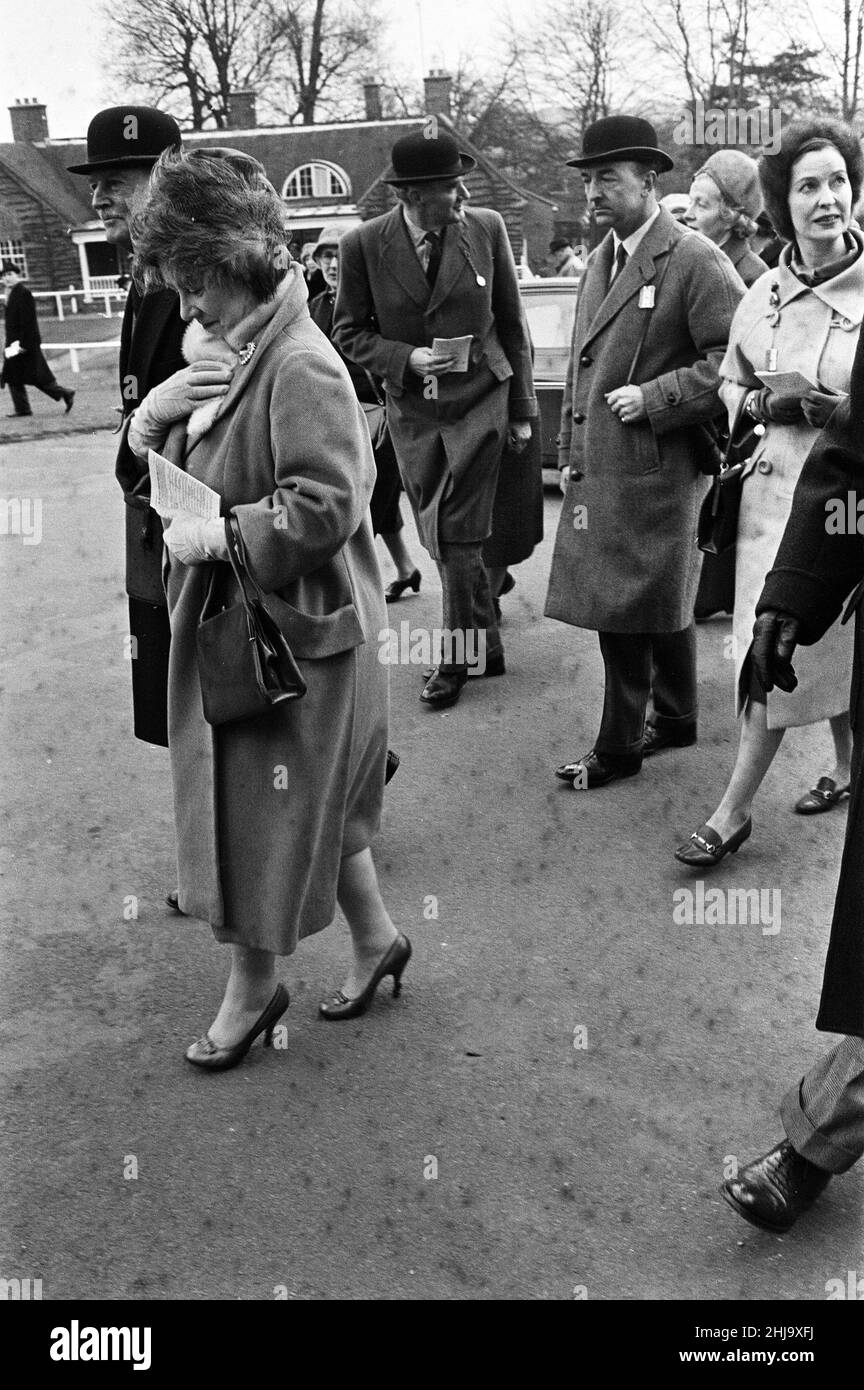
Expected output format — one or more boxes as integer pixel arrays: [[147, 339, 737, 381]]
[[0, 0, 523, 141]]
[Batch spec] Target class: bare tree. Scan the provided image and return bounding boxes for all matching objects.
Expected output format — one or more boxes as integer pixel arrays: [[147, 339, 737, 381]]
[[101, 0, 379, 129]]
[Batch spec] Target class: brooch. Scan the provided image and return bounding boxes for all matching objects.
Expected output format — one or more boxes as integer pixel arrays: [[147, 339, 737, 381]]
[[238, 341, 257, 365]]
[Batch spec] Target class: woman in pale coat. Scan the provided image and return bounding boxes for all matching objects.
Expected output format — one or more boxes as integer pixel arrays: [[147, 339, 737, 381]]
[[127, 150, 410, 1067], [677, 118, 864, 868]]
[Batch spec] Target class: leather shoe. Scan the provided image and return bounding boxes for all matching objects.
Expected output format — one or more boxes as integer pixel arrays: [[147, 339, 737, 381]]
[[555, 748, 642, 788], [385, 749, 400, 784], [794, 776, 850, 815], [721, 1140, 831, 1233], [642, 722, 697, 757], [468, 650, 506, 678], [420, 667, 467, 708], [675, 816, 751, 867], [63, 389, 75, 414], [384, 569, 421, 602]]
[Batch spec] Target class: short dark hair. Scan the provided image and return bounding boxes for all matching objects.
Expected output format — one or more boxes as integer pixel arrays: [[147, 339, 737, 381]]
[[759, 117, 864, 243], [132, 148, 288, 301]]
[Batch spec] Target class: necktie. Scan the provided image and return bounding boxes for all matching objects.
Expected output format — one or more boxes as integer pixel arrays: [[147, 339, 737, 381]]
[[609, 241, 628, 288], [423, 230, 442, 286]]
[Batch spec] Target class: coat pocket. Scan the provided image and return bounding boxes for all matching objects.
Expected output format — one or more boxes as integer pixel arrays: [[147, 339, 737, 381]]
[[124, 494, 168, 606]]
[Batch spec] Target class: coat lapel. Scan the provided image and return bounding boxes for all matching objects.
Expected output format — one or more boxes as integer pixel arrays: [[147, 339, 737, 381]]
[[130, 289, 178, 402], [378, 206, 432, 310], [582, 211, 677, 350]]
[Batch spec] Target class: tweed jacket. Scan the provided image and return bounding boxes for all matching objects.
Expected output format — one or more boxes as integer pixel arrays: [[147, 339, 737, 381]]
[[544, 208, 745, 632], [332, 205, 536, 555]]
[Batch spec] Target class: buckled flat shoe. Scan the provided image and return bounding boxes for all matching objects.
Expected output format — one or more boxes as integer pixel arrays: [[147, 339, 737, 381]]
[[319, 934, 412, 1021], [721, 1140, 831, 1233], [420, 667, 467, 708], [642, 722, 697, 757], [384, 569, 421, 602], [185, 984, 290, 1071], [794, 776, 850, 815], [554, 748, 642, 788], [675, 816, 752, 867], [165, 890, 186, 914]]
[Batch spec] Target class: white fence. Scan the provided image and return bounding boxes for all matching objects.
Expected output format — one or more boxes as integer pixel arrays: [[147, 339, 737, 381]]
[[42, 341, 121, 373], [27, 286, 127, 319]]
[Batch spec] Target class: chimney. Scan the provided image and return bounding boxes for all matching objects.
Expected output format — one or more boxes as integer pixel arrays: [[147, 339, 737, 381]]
[[423, 70, 452, 118], [363, 81, 383, 122], [227, 90, 257, 128], [9, 98, 49, 143]]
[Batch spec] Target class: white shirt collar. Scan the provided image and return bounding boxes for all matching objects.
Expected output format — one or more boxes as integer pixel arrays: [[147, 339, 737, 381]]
[[612, 206, 661, 258]]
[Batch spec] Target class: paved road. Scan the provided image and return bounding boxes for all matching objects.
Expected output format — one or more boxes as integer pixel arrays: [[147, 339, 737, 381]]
[[1, 431, 861, 1300]]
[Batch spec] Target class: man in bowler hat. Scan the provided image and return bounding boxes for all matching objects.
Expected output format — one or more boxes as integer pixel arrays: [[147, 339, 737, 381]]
[[718, 336, 864, 1233], [333, 130, 536, 709], [68, 107, 189, 750], [545, 115, 744, 786]]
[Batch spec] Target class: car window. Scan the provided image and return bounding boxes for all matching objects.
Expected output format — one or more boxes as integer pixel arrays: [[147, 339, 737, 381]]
[[521, 290, 577, 379]]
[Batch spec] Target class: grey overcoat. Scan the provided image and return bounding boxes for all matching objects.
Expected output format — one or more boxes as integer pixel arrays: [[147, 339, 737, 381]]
[[544, 209, 745, 632]]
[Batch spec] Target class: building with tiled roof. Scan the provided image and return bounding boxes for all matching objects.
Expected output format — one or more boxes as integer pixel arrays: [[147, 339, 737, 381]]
[[0, 77, 557, 296]]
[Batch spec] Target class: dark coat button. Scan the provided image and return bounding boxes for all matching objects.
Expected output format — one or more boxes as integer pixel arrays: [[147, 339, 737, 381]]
[[580, 354, 592, 367], [666, 392, 677, 403], [570, 470, 583, 481], [757, 458, 773, 474], [572, 412, 585, 423]]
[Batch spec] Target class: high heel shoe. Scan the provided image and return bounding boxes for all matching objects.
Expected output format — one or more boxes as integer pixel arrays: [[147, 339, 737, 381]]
[[319, 934, 412, 1020], [674, 816, 752, 868], [384, 570, 421, 602], [185, 983, 290, 1070]]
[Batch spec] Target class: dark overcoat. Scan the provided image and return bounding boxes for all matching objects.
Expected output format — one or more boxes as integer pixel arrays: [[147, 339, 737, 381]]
[[1, 281, 56, 390], [117, 285, 187, 746], [544, 209, 745, 632], [332, 205, 537, 559], [758, 326, 864, 1038]]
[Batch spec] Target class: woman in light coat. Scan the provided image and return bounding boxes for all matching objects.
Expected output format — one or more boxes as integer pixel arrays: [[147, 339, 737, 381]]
[[126, 150, 410, 1067], [676, 118, 864, 868]]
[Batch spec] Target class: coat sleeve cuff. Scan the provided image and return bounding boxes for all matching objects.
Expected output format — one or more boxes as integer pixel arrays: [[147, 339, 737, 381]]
[[757, 567, 845, 645], [508, 395, 538, 419]]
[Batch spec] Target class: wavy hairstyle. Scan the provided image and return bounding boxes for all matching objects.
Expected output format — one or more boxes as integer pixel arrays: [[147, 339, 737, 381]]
[[132, 148, 289, 301], [759, 117, 864, 243]]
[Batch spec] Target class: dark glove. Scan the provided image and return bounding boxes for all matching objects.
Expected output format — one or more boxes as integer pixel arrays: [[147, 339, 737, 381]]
[[749, 387, 805, 425], [801, 389, 843, 430], [751, 610, 800, 693]]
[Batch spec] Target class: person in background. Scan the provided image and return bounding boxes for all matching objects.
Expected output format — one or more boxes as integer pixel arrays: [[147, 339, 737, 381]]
[[687, 150, 768, 624], [334, 130, 536, 711], [752, 209, 785, 268], [546, 237, 582, 277], [67, 106, 185, 751], [545, 115, 744, 789], [676, 117, 862, 869], [301, 242, 326, 300], [1, 263, 75, 417], [308, 224, 421, 601]]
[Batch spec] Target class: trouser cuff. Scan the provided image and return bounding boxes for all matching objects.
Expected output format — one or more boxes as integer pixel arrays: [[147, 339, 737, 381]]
[[781, 1078, 863, 1174]]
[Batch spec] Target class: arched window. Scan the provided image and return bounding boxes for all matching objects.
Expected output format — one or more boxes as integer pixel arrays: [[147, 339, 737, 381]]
[[283, 162, 350, 199]]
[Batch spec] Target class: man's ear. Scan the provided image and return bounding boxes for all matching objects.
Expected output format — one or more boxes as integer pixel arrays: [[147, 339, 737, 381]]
[[273, 244, 290, 270]]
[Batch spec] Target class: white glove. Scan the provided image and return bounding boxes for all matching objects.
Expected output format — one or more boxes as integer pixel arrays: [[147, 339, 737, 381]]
[[163, 514, 230, 565], [4, 340, 23, 359], [129, 361, 234, 455]]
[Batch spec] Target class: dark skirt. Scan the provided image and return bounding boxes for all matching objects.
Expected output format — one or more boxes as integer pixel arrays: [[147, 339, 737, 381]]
[[482, 430, 543, 568], [370, 431, 403, 535]]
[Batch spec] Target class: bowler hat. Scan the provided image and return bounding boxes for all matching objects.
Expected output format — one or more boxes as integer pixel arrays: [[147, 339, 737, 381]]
[[67, 106, 181, 174], [567, 115, 674, 173], [383, 131, 476, 185]]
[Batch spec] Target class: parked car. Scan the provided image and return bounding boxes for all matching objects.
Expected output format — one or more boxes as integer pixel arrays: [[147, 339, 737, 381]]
[[519, 276, 580, 486]]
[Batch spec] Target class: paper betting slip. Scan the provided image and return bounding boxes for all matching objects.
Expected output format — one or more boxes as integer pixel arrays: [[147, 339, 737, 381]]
[[148, 448, 221, 521]]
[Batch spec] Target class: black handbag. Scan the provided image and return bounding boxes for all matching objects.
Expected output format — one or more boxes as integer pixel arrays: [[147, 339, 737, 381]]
[[196, 517, 307, 725], [696, 397, 759, 555]]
